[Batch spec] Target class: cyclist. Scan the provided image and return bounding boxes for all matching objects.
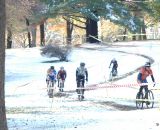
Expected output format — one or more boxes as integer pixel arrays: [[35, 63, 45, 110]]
[[137, 62, 155, 100], [46, 66, 57, 83], [57, 66, 67, 91], [109, 58, 118, 76], [76, 62, 88, 99]]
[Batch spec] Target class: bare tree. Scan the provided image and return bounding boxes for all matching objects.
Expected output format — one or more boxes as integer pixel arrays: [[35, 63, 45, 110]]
[[6, 0, 39, 48], [6, 0, 32, 48], [0, 0, 8, 129]]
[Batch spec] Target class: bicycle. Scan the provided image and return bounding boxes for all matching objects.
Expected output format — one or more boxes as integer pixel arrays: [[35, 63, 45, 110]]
[[58, 79, 64, 92], [109, 68, 118, 80], [136, 85, 154, 109], [77, 79, 85, 101], [47, 79, 55, 98]]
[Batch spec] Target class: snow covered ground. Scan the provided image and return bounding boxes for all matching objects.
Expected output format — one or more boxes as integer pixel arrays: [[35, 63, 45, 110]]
[[5, 40, 160, 130]]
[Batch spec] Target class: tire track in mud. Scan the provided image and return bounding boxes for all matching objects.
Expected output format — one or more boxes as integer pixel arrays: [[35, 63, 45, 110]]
[[78, 45, 154, 82], [107, 49, 154, 82]]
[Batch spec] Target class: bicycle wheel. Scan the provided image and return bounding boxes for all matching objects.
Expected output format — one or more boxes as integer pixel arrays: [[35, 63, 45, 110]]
[[78, 88, 84, 101], [112, 69, 117, 77], [59, 80, 64, 92], [47, 80, 49, 92], [109, 71, 113, 80], [78, 80, 84, 101], [136, 92, 144, 109], [146, 90, 154, 108], [47, 80, 51, 95], [77, 88, 81, 101], [48, 81, 54, 98]]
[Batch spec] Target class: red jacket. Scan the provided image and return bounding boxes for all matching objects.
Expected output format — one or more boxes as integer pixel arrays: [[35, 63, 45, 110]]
[[139, 67, 153, 80], [57, 70, 67, 80]]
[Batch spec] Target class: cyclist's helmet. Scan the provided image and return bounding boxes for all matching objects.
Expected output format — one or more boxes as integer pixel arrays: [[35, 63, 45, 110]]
[[145, 62, 151, 67], [112, 58, 116, 61], [50, 66, 54, 69], [60, 66, 64, 70], [80, 62, 85, 67]]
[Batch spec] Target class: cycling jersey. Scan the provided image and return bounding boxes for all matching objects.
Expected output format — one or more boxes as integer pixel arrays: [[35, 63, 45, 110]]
[[109, 60, 118, 69], [57, 70, 67, 80], [76, 67, 88, 80], [76, 66, 88, 87], [138, 67, 153, 82], [47, 68, 57, 81]]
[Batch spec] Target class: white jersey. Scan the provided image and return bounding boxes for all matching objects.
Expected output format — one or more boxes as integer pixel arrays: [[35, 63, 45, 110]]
[[76, 67, 87, 76]]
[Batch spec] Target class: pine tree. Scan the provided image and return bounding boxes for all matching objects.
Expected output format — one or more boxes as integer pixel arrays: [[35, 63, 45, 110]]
[[40, 0, 155, 43]]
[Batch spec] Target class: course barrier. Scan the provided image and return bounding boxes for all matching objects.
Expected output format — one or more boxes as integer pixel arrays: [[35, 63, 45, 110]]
[[71, 82, 160, 103], [43, 79, 160, 108], [85, 82, 158, 90]]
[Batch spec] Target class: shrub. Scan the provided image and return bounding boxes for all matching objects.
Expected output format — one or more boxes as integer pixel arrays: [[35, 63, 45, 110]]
[[40, 44, 72, 61]]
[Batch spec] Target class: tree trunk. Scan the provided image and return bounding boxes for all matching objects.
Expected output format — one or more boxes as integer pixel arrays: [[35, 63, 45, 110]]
[[132, 35, 136, 41], [122, 28, 127, 41], [86, 18, 99, 43], [86, 18, 90, 43], [141, 20, 147, 40], [0, 0, 8, 129], [7, 27, 12, 49], [138, 30, 142, 40], [25, 18, 32, 47], [66, 20, 73, 45], [40, 23, 45, 46], [31, 25, 37, 47]]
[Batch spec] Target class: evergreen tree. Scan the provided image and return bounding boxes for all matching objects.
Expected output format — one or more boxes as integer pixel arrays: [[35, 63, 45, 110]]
[[150, 0, 160, 21], [40, 0, 156, 43]]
